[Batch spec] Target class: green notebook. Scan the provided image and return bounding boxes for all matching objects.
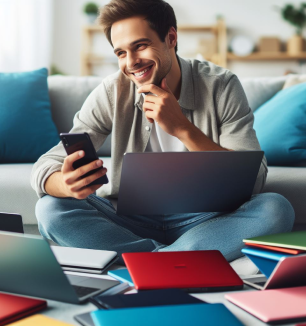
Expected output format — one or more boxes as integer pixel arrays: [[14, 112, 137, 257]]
[[243, 231, 306, 250]]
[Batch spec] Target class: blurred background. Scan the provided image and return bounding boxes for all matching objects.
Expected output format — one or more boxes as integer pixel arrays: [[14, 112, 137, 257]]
[[1, 0, 306, 79]]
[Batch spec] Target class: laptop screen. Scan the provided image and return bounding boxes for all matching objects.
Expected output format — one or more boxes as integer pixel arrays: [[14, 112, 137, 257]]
[[0, 213, 24, 234]]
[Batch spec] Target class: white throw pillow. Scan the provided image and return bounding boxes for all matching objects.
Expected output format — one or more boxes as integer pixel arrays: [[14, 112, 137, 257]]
[[282, 74, 306, 89]]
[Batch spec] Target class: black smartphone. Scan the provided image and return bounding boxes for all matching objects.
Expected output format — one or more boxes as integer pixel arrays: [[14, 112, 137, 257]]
[[60, 132, 108, 186]]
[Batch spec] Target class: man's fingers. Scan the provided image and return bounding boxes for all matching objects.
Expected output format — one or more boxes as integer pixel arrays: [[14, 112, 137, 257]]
[[138, 84, 167, 97], [63, 159, 104, 185], [144, 108, 155, 123], [143, 103, 155, 124], [143, 102, 155, 111], [73, 183, 103, 200], [62, 150, 84, 173], [70, 167, 107, 191], [76, 159, 104, 179], [143, 95, 160, 104]]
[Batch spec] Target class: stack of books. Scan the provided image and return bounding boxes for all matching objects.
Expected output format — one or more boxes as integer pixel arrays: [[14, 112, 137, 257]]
[[242, 230, 306, 277], [223, 231, 306, 324]]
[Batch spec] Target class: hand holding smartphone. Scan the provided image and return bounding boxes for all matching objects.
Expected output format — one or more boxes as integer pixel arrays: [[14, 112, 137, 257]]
[[60, 132, 109, 189]]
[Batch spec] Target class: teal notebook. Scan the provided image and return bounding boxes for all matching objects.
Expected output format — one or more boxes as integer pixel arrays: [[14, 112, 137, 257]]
[[107, 269, 134, 287], [91, 303, 243, 326]]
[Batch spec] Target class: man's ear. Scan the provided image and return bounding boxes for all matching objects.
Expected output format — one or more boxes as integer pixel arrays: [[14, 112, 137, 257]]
[[167, 26, 177, 50]]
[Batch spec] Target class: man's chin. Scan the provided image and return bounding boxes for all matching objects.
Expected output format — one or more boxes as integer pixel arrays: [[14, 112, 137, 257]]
[[133, 79, 153, 88], [129, 73, 160, 88]]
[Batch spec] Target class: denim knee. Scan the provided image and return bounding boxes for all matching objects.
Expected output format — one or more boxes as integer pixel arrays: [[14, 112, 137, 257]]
[[256, 193, 295, 234], [35, 195, 64, 238]]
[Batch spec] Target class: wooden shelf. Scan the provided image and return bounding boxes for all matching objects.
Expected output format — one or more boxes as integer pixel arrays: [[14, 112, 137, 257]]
[[178, 25, 217, 32], [177, 20, 227, 68], [227, 52, 306, 61]]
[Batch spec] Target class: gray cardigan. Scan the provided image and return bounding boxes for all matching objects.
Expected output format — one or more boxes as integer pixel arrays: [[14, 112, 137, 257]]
[[31, 56, 267, 199]]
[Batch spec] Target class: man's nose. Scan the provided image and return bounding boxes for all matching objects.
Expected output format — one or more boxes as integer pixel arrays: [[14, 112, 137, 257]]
[[126, 54, 140, 72]]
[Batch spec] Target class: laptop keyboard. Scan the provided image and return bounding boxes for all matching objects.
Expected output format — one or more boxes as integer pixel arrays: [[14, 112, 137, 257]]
[[254, 281, 266, 286], [72, 285, 99, 298]]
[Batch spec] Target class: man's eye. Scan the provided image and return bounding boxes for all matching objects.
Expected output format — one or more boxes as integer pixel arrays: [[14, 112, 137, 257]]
[[136, 44, 146, 50], [117, 51, 124, 57]]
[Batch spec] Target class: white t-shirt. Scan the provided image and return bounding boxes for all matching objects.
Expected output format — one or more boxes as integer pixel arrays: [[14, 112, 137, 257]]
[[145, 120, 187, 152]]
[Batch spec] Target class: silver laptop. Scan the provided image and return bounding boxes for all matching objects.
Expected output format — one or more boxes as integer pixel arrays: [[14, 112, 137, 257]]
[[0, 231, 122, 304], [243, 254, 306, 290], [117, 151, 263, 215], [51, 246, 118, 274]]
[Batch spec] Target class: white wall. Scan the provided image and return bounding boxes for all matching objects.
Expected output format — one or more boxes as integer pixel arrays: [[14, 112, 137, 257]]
[[52, 0, 306, 78]]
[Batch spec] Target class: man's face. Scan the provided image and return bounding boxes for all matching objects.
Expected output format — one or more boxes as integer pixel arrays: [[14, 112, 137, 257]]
[[111, 16, 172, 88]]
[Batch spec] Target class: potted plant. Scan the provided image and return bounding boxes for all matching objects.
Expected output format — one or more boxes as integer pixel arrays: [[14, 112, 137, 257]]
[[83, 2, 99, 24], [279, 3, 306, 55]]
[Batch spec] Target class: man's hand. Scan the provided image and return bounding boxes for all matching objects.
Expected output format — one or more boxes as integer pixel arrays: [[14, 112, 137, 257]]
[[45, 151, 107, 199], [138, 78, 191, 138], [60, 151, 107, 199]]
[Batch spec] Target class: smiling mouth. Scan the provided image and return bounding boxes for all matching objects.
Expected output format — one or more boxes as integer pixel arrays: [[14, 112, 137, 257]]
[[132, 65, 153, 77]]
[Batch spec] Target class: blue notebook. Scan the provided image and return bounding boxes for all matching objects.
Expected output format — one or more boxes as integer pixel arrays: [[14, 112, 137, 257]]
[[91, 303, 243, 326], [242, 247, 292, 278], [107, 268, 134, 287]]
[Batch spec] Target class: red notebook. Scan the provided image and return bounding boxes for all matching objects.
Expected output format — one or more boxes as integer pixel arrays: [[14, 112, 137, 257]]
[[244, 242, 305, 255], [0, 292, 47, 326], [122, 250, 243, 292]]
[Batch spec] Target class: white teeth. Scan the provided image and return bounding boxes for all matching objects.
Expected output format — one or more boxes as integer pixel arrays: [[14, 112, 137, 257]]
[[134, 67, 150, 77]]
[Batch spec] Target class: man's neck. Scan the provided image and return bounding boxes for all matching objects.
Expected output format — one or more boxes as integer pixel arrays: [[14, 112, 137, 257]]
[[165, 54, 181, 100]]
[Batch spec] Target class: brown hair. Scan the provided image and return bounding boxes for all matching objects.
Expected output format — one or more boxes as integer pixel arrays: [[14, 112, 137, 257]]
[[98, 0, 178, 52]]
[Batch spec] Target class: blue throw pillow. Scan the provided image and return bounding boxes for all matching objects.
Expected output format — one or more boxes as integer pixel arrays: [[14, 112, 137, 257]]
[[0, 68, 59, 163], [254, 82, 306, 166]]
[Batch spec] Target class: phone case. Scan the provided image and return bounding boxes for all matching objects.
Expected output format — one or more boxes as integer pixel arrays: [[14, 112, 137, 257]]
[[60, 133, 108, 186]]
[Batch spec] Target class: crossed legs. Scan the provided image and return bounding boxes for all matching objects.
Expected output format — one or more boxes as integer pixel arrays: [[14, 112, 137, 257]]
[[36, 193, 295, 262]]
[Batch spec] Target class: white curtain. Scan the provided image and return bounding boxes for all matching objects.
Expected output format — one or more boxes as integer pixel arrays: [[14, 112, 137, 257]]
[[0, 0, 53, 72]]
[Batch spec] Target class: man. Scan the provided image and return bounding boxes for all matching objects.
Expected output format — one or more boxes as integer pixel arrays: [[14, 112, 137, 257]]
[[31, 0, 294, 263]]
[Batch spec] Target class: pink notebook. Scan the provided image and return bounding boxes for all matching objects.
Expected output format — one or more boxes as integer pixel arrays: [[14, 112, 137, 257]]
[[225, 286, 306, 324]]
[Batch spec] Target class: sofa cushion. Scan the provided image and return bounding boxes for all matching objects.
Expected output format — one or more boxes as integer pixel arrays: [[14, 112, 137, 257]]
[[283, 74, 306, 89], [240, 76, 286, 112], [253, 83, 306, 165], [0, 68, 59, 163], [48, 75, 102, 134], [263, 166, 306, 225], [48, 75, 111, 156]]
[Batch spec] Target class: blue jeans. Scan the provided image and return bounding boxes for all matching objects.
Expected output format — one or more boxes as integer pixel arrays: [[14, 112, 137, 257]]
[[36, 193, 295, 263]]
